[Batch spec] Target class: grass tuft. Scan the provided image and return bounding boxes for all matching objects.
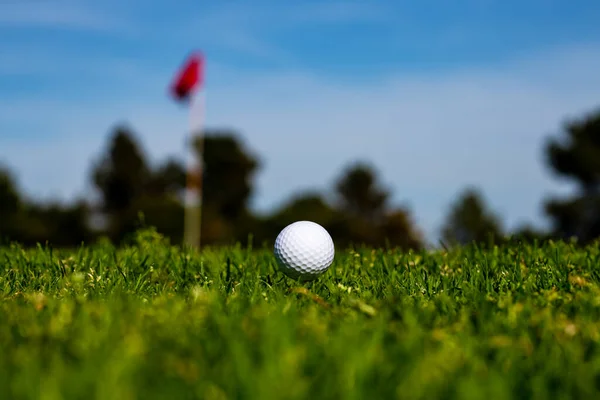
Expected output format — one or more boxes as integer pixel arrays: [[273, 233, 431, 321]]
[[1, 232, 600, 399]]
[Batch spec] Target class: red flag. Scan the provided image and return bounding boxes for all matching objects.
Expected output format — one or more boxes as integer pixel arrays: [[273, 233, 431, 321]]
[[170, 52, 204, 101]]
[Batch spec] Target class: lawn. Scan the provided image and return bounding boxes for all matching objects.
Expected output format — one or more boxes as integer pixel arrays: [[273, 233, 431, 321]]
[[1, 229, 600, 399]]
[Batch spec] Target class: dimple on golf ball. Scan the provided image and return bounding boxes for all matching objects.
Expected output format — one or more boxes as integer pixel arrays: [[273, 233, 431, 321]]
[[274, 221, 335, 281]]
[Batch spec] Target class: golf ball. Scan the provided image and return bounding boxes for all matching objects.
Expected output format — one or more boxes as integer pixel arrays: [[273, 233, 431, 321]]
[[274, 221, 335, 281]]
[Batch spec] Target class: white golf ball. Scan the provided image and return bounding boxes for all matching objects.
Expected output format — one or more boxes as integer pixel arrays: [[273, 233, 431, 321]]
[[274, 221, 335, 281]]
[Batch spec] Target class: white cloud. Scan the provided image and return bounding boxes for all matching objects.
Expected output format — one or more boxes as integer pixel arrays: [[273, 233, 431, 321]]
[[178, 1, 389, 63], [273, 1, 389, 25], [189, 1, 387, 29], [0, 1, 127, 33], [1, 44, 600, 243]]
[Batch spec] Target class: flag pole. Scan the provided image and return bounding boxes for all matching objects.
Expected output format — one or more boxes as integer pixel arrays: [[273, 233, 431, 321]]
[[184, 90, 204, 249], [170, 50, 204, 249]]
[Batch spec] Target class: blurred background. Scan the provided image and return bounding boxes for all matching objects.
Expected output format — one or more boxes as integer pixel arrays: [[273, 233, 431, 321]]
[[1, 0, 600, 249]]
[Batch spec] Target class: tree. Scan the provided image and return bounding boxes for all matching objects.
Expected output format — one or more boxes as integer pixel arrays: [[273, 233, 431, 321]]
[[191, 130, 260, 244], [91, 126, 151, 241], [380, 208, 424, 250], [145, 158, 186, 197], [21, 201, 93, 247], [331, 161, 422, 249], [92, 126, 151, 213], [544, 195, 600, 242], [271, 193, 336, 227], [0, 164, 94, 246], [193, 131, 259, 221], [335, 162, 389, 222], [543, 108, 600, 242], [0, 167, 22, 242], [508, 223, 549, 244], [441, 187, 503, 246], [88, 126, 262, 246], [255, 192, 339, 246], [133, 195, 184, 244]]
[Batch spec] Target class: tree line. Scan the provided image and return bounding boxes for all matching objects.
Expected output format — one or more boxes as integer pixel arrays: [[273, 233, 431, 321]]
[[1, 106, 599, 249]]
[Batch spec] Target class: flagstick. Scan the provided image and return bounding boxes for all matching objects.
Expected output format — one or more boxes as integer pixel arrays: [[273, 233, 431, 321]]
[[183, 91, 204, 249]]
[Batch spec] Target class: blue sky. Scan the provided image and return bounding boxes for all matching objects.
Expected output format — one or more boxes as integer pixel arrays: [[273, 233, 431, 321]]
[[1, 0, 600, 244]]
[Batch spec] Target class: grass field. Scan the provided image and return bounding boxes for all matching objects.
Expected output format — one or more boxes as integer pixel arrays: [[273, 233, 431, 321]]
[[1, 229, 600, 399]]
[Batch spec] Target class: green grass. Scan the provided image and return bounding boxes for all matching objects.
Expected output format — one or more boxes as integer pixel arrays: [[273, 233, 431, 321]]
[[2, 229, 600, 399]]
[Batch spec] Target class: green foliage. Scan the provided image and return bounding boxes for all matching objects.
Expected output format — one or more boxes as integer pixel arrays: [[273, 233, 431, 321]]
[[545, 108, 600, 189], [544, 194, 600, 241], [0, 167, 22, 241], [255, 167, 424, 251], [0, 167, 92, 247], [193, 131, 260, 222], [90, 126, 186, 244], [544, 108, 600, 242], [18, 201, 93, 247], [335, 161, 389, 222], [255, 192, 339, 246], [331, 162, 423, 249], [92, 126, 151, 215], [17, 105, 600, 249], [145, 158, 186, 196], [441, 187, 504, 247], [1, 238, 600, 398], [83, 127, 423, 250], [508, 224, 551, 244], [380, 208, 424, 249], [192, 131, 261, 245]]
